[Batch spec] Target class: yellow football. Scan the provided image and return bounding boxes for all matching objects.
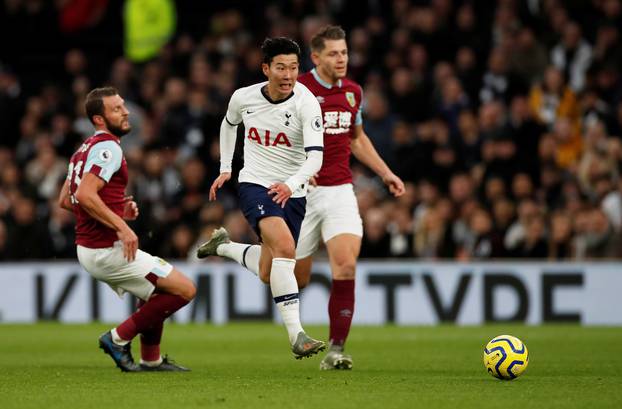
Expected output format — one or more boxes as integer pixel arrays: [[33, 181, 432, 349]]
[[483, 335, 529, 380]]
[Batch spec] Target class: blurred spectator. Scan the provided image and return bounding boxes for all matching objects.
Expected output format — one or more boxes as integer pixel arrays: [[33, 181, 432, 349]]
[[24, 139, 67, 200], [512, 214, 549, 258], [4, 195, 53, 259], [413, 197, 455, 259], [574, 207, 621, 258], [506, 95, 546, 180], [505, 198, 541, 254], [463, 207, 506, 259], [479, 47, 525, 104], [529, 66, 580, 130], [48, 198, 76, 259], [362, 89, 397, 165], [550, 21, 593, 92], [387, 204, 414, 258], [548, 210, 575, 259], [492, 197, 515, 236], [509, 27, 548, 86], [360, 207, 391, 258]]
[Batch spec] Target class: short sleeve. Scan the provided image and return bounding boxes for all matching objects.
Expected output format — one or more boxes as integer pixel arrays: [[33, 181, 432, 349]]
[[299, 90, 324, 152], [225, 89, 243, 126], [84, 141, 123, 182], [355, 86, 364, 126]]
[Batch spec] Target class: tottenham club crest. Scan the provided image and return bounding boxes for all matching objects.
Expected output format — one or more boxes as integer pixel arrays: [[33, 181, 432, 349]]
[[284, 111, 292, 126], [345, 91, 356, 108]]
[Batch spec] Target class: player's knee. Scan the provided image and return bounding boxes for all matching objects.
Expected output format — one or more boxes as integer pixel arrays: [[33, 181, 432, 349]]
[[271, 242, 296, 259], [181, 282, 197, 301], [333, 260, 356, 280], [174, 273, 196, 301], [176, 280, 197, 302]]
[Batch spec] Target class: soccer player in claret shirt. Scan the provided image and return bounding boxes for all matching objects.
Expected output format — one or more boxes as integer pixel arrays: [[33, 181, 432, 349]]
[[297, 25, 404, 369], [58, 87, 196, 372], [197, 37, 326, 359]]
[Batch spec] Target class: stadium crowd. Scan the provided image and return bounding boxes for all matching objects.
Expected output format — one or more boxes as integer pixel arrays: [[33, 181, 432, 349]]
[[1, 0, 622, 261]]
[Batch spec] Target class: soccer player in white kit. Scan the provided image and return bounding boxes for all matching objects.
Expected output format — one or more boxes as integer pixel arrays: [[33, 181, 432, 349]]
[[197, 37, 326, 359]]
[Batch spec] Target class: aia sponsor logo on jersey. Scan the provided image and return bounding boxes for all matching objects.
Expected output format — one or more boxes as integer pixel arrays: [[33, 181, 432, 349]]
[[247, 127, 292, 147]]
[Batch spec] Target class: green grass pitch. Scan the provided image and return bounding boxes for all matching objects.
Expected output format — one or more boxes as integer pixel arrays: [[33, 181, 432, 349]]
[[1, 323, 620, 409]]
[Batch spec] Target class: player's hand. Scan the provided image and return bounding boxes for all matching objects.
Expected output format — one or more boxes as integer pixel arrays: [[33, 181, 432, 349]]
[[382, 172, 406, 197], [117, 227, 138, 262], [209, 172, 231, 201], [268, 182, 292, 208], [309, 173, 318, 187], [122, 196, 139, 220]]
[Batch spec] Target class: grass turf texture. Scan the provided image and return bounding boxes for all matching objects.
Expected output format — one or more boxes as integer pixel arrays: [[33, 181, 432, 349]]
[[1, 324, 620, 409]]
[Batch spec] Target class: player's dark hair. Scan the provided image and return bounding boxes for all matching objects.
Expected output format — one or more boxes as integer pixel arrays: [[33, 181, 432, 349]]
[[85, 86, 119, 124], [261, 37, 301, 64], [310, 25, 346, 52]]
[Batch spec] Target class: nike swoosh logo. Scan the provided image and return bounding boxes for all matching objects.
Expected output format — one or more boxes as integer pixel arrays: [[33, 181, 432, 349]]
[[282, 294, 297, 300], [246, 110, 254, 114]]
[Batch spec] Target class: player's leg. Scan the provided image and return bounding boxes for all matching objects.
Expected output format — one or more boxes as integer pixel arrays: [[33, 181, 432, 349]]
[[257, 243, 273, 284], [318, 184, 362, 370], [328, 235, 359, 323], [134, 298, 162, 366], [320, 234, 360, 370], [77, 245, 142, 372], [258, 216, 323, 357], [197, 227, 263, 277], [293, 193, 323, 289], [293, 256, 313, 289], [197, 183, 268, 277], [136, 269, 194, 371], [88, 245, 195, 371]]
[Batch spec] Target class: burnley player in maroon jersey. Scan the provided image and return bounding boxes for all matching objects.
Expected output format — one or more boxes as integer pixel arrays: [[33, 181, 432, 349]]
[[295, 26, 405, 370], [58, 87, 196, 372]]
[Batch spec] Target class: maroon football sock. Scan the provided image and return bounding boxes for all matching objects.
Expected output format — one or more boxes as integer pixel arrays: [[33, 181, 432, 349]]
[[134, 299, 164, 362], [116, 294, 188, 342], [328, 279, 355, 348]]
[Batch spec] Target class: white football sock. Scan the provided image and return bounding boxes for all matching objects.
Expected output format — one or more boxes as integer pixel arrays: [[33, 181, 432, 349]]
[[140, 357, 163, 366], [217, 243, 261, 276], [270, 257, 304, 345], [111, 328, 129, 346]]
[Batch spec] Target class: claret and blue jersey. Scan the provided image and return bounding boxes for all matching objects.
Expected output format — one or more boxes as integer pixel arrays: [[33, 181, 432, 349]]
[[68, 131, 128, 248]]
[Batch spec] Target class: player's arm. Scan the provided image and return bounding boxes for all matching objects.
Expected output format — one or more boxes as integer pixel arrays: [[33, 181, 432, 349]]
[[76, 174, 138, 261], [210, 90, 242, 201], [58, 179, 73, 211], [351, 124, 405, 197], [271, 96, 324, 207], [75, 141, 138, 261]]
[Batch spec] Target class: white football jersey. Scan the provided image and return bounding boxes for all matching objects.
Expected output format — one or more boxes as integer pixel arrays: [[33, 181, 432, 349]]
[[224, 81, 324, 197]]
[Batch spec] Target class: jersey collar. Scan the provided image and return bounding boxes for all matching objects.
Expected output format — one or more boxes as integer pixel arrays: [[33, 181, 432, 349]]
[[311, 68, 342, 89], [261, 85, 295, 104], [94, 129, 120, 143]]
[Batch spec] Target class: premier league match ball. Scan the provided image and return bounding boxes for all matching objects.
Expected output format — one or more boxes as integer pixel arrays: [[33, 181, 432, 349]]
[[483, 335, 529, 380]]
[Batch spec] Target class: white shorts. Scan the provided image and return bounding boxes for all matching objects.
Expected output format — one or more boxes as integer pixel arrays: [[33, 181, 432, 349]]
[[296, 183, 363, 259], [77, 241, 173, 301]]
